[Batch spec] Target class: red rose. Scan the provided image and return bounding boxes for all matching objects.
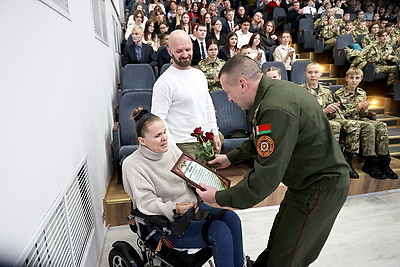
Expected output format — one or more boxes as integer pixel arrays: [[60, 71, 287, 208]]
[[205, 132, 214, 141], [193, 127, 203, 135]]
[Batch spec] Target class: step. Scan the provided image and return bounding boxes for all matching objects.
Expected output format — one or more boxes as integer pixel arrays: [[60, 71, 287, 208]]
[[377, 115, 400, 126], [388, 127, 400, 145], [369, 106, 385, 115], [389, 144, 400, 158], [297, 52, 316, 61]]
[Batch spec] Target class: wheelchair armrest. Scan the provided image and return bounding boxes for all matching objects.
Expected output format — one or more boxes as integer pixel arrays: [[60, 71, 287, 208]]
[[363, 63, 376, 82], [130, 208, 170, 227]]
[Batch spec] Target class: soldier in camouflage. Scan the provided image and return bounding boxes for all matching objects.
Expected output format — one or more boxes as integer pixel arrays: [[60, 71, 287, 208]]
[[333, 68, 398, 180], [314, 8, 336, 30], [302, 62, 361, 178], [351, 30, 398, 86], [198, 39, 226, 92], [321, 16, 340, 47], [354, 20, 368, 36]]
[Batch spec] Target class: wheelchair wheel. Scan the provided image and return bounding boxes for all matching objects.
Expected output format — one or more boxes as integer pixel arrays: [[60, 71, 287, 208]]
[[108, 247, 143, 267]]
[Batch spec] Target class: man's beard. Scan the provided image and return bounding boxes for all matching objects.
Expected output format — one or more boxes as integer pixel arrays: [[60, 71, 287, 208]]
[[171, 53, 192, 68]]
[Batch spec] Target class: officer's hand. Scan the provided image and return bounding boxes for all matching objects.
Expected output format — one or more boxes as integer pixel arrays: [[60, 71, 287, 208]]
[[208, 154, 231, 169], [196, 183, 217, 204]]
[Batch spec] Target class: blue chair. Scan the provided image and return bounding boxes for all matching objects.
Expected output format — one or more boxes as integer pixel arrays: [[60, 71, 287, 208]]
[[261, 61, 288, 80], [297, 18, 313, 44], [333, 34, 355, 66], [160, 63, 171, 76], [290, 60, 312, 84], [269, 45, 278, 61], [113, 91, 153, 183], [211, 90, 250, 153], [121, 64, 156, 90]]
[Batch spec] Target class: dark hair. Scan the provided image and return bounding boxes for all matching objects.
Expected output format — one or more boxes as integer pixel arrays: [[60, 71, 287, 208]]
[[225, 32, 238, 55], [206, 38, 218, 49], [131, 107, 160, 138], [263, 20, 276, 35], [249, 33, 261, 48], [240, 17, 252, 25], [144, 20, 157, 42]]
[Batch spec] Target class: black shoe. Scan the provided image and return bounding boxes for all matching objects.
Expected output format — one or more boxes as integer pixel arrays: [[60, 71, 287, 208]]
[[381, 166, 398, 179], [362, 165, 387, 179], [349, 167, 359, 179]]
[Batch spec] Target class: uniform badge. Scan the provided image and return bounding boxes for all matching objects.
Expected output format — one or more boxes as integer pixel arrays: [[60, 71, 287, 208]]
[[255, 123, 271, 135], [256, 135, 275, 158]]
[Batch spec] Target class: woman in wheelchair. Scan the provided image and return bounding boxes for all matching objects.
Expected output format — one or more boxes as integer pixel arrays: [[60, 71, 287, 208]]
[[122, 107, 245, 267]]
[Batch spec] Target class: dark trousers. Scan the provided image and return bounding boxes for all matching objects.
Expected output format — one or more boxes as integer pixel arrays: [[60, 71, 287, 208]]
[[255, 179, 349, 266]]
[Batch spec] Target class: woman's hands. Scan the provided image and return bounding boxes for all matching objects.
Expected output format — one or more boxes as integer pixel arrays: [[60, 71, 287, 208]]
[[175, 202, 197, 215]]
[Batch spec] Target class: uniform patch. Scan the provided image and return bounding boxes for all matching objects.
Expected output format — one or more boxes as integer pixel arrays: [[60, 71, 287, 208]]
[[256, 135, 275, 158], [256, 123, 271, 135]]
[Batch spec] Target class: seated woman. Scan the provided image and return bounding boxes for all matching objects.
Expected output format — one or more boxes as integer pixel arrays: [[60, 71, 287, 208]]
[[206, 19, 227, 46], [122, 107, 245, 267], [218, 32, 239, 61], [249, 33, 267, 67], [273, 31, 296, 77], [259, 21, 278, 60], [198, 39, 226, 92]]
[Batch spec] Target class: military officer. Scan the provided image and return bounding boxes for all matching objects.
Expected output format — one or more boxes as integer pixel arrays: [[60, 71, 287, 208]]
[[197, 55, 350, 267], [333, 67, 398, 180], [302, 62, 360, 178], [351, 30, 398, 86]]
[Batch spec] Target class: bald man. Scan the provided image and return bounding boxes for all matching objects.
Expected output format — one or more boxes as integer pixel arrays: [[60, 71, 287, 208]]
[[197, 55, 350, 266], [151, 30, 221, 157]]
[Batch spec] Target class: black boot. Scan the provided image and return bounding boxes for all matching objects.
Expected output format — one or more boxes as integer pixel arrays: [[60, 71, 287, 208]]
[[344, 152, 359, 179], [378, 155, 398, 179], [361, 156, 387, 179]]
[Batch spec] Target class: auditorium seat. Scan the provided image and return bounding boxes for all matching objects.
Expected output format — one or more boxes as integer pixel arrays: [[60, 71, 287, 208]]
[[290, 60, 312, 84], [159, 63, 171, 76], [211, 90, 250, 153], [113, 91, 152, 183], [261, 61, 288, 80], [333, 34, 354, 66], [121, 64, 156, 91]]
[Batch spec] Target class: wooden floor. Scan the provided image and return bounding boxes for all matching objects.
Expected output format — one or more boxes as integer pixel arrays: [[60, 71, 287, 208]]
[[103, 156, 400, 226]]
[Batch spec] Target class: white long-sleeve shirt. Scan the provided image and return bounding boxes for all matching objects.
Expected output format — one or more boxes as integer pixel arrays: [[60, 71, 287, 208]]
[[152, 65, 219, 143]]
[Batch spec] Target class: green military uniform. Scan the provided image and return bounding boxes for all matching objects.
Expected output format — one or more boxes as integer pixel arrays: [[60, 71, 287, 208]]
[[302, 83, 360, 153], [198, 58, 225, 92], [216, 76, 350, 266], [354, 27, 368, 36], [361, 33, 377, 48], [321, 24, 339, 47], [314, 17, 340, 30], [351, 43, 398, 86], [333, 85, 389, 156], [387, 33, 399, 46]]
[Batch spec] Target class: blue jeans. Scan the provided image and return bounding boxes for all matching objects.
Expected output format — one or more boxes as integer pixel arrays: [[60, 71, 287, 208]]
[[167, 202, 244, 267]]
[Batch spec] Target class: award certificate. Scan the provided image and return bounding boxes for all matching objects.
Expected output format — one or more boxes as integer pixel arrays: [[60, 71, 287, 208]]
[[171, 154, 231, 191]]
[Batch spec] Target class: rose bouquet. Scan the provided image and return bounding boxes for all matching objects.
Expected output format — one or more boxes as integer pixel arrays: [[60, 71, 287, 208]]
[[190, 127, 217, 168]]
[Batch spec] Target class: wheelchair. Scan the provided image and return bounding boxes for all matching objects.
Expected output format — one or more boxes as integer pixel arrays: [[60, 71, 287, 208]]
[[108, 208, 215, 267]]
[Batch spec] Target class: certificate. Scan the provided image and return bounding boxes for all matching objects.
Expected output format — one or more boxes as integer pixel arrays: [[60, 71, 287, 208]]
[[171, 154, 231, 191]]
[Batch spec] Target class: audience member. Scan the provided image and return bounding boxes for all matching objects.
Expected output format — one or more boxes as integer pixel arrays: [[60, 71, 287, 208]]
[[192, 24, 208, 65], [332, 0, 344, 17], [149, 0, 165, 13], [125, 10, 147, 41], [167, 0, 178, 23], [204, 13, 213, 34], [218, 32, 239, 61], [314, 8, 336, 30], [249, 33, 267, 67], [273, 31, 296, 76], [302, 62, 360, 178], [152, 7, 168, 35], [170, 4, 185, 31], [341, 20, 357, 41], [341, 0, 357, 15], [152, 30, 221, 156], [302, 0, 317, 16], [363, 4, 375, 21], [157, 33, 171, 69], [321, 15, 341, 47], [220, 0, 232, 17], [361, 21, 379, 47], [351, 30, 398, 86], [143, 20, 159, 51], [123, 107, 245, 267], [286, 1, 304, 39], [207, 1, 219, 17], [206, 19, 227, 46], [250, 12, 265, 33], [235, 18, 253, 48], [198, 39, 226, 92], [333, 68, 398, 179], [222, 9, 239, 34], [259, 21, 278, 59], [355, 20, 368, 35], [235, 6, 248, 23], [264, 66, 282, 79], [352, 10, 365, 28], [176, 12, 193, 34], [188, 2, 199, 21], [123, 26, 157, 67], [239, 44, 253, 57]]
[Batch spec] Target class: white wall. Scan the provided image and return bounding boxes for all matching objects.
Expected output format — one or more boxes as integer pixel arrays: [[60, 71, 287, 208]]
[[0, 0, 122, 264]]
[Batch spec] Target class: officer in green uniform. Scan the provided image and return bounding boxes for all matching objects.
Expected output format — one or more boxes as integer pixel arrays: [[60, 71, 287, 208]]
[[196, 55, 350, 267]]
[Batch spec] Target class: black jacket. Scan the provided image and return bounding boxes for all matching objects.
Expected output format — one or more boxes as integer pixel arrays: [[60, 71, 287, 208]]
[[123, 42, 157, 67]]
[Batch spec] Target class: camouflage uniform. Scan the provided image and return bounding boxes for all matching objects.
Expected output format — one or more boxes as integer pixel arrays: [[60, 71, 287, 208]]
[[198, 58, 225, 92], [361, 33, 377, 48], [354, 28, 369, 36], [314, 17, 341, 30], [321, 25, 339, 47], [302, 83, 360, 153], [387, 34, 399, 46], [350, 43, 398, 86], [333, 85, 389, 156]]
